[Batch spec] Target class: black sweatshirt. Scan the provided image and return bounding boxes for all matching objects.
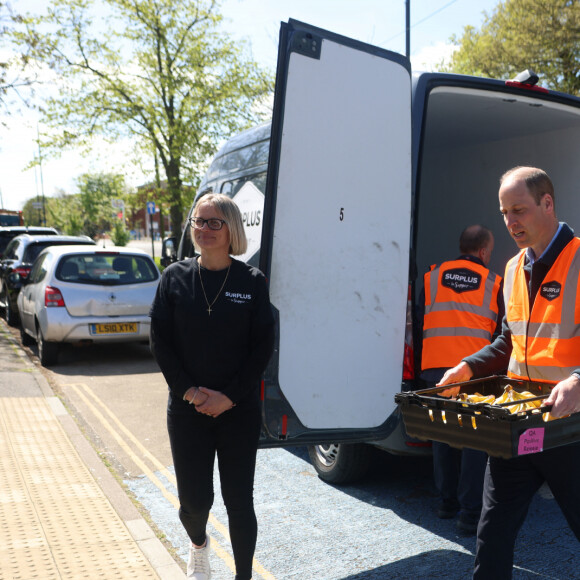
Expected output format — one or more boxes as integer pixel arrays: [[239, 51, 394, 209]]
[[149, 257, 275, 413]]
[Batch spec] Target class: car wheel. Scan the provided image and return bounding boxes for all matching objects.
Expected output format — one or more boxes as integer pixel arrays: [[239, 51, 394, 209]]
[[5, 297, 19, 327], [307, 443, 373, 484], [20, 325, 34, 346], [37, 327, 58, 366]]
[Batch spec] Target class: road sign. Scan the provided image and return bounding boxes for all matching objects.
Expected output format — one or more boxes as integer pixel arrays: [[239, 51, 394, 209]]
[[146, 202, 156, 259]]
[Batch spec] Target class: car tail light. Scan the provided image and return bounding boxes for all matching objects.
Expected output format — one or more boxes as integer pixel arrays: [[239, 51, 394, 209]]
[[14, 266, 32, 279], [403, 284, 415, 380], [45, 286, 65, 307]]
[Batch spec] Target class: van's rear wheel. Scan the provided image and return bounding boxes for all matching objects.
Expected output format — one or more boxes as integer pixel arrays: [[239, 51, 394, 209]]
[[308, 443, 373, 484]]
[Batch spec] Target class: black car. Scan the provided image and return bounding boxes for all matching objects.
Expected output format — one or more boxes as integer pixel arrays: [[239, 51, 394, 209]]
[[0, 234, 96, 326], [0, 226, 59, 259]]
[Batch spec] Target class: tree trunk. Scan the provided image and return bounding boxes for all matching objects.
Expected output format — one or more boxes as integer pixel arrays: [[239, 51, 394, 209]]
[[166, 159, 183, 237], [154, 152, 165, 239]]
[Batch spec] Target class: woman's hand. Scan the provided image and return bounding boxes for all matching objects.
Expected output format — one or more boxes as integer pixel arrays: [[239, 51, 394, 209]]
[[195, 387, 235, 418], [183, 387, 209, 406]]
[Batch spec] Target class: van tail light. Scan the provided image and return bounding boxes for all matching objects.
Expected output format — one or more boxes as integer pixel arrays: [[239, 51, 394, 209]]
[[403, 284, 415, 380], [45, 286, 65, 307], [504, 80, 549, 94], [14, 266, 32, 279]]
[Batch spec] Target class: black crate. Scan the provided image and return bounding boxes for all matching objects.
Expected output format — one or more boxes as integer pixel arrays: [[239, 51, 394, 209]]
[[395, 376, 580, 459]]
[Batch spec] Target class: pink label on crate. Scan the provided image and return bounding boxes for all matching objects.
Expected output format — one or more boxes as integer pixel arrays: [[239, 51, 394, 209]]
[[518, 428, 545, 455]]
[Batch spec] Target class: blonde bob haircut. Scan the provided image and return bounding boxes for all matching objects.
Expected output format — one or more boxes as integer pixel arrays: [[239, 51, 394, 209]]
[[193, 193, 248, 256]]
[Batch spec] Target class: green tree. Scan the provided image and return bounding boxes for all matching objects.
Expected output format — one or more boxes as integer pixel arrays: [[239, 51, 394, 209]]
[[0, 1, 43, 115], [22, 189, 93, 234], [77, 172, 127, 239], [48, 191, 85, 235], [441, 0, 580, 96], [21, 195, 56, 226], [14, 0, 273, 235], [110, 218, 130, 245], [124, 187, 147, 233], [0, 2, 12, 105]]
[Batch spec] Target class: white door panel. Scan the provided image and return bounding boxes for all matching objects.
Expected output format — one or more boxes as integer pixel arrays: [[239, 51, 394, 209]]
[[262, 21, 412, 441]]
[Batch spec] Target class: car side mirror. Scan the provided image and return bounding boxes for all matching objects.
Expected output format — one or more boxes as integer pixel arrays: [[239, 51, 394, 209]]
[[161, 236, 177, 267]]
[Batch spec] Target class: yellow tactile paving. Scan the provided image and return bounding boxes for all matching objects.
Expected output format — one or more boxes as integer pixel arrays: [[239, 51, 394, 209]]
[[0, 397, 159, 579]]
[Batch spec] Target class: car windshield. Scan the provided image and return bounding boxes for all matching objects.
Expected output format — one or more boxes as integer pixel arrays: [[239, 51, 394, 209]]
[[55, 254, 158, 285], [0, 229, 57, 256], [0, 215, 20, 226], [0, 234, 13, 255], [23, 241, 93, 264]]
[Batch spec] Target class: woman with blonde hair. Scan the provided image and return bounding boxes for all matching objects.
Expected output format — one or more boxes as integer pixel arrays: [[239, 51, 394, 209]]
[[150, 193, 275, 579]]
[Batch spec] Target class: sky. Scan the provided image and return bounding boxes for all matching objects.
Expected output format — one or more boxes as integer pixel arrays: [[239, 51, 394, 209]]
[[0, 0, 500, 211]]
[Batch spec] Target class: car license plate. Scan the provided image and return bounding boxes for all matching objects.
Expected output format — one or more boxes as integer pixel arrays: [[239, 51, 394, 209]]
[[89, 322, 138, 335]]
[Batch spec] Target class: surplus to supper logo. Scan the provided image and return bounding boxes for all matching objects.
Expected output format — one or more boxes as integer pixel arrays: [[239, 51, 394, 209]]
[[225, 291, 252, 304], [540, 281, 561, 301], [441, 268, 482, 293]]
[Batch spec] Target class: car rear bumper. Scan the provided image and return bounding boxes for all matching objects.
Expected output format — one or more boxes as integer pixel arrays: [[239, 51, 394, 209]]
[[39, 310, 151, 343]]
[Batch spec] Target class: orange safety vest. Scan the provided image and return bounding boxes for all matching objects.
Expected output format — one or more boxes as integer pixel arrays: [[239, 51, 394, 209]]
[[504, 237, 580, 383], [422, 259, 502, 370]]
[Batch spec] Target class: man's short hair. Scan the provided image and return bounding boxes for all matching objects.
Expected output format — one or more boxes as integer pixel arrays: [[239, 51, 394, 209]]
[[459, 225, 492, 254], [500, 166, 555, 207]]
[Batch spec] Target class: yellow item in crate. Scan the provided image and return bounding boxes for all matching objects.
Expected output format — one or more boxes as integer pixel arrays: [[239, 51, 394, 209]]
[[456, 384, 557, 420], [456, 392, 495, 404], [495, 385, 541, 413]]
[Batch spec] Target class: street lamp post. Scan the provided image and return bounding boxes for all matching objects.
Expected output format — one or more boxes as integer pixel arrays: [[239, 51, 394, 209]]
[[405, 0, 410, 58], [36, 125, 47, 226]]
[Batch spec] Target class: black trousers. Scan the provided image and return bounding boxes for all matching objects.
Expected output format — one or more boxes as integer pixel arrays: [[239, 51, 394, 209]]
[[432, 441, 487, 514], [167, 404, 262, 580], [473, 441, 580, 579]]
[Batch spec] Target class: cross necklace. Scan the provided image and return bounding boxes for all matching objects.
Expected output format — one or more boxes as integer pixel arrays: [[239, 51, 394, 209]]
[[198, 259, 231, 315]]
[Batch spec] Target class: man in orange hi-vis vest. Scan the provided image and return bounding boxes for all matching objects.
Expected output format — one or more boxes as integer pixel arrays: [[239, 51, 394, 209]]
[[419, 225, 503, 535], [439, 167, 580, 580]]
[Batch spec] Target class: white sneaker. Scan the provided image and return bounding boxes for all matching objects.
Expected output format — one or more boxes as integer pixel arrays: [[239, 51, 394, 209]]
[[187, 535, 211, 579]]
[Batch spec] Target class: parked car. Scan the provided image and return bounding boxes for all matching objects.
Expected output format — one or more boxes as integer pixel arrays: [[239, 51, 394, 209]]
[[0, 234, 96, 326], [0, 226, 58, 258], [17, 246, 160, 366]]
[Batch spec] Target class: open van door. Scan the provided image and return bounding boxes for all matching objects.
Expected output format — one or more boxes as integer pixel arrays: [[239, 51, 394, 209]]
[[260, 20, 412, 447]]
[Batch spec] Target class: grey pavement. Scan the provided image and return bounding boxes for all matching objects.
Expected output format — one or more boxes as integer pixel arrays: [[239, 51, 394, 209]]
[[0, 318, 184, 579]]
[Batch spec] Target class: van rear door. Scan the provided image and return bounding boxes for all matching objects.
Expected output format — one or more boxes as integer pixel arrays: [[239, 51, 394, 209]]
[[260, 20, 412, 446]]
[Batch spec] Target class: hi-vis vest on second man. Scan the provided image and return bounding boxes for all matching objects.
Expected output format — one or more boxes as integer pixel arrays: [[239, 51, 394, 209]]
[[422, 259, 502, 370], [504, 237, 580, 384]]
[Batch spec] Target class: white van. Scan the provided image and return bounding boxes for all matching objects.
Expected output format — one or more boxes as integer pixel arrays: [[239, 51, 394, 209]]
[[163, 19, 580, 483]]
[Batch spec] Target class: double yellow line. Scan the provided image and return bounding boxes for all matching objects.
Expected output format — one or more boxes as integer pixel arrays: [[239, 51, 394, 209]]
[[64, 382, 276, 580]]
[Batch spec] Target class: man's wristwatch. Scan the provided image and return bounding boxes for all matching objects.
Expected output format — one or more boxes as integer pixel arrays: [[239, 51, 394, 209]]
[[571, 372, 580, 382]]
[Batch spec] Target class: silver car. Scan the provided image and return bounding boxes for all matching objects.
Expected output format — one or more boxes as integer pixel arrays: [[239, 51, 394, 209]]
[[17, 245, 160, 366]]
